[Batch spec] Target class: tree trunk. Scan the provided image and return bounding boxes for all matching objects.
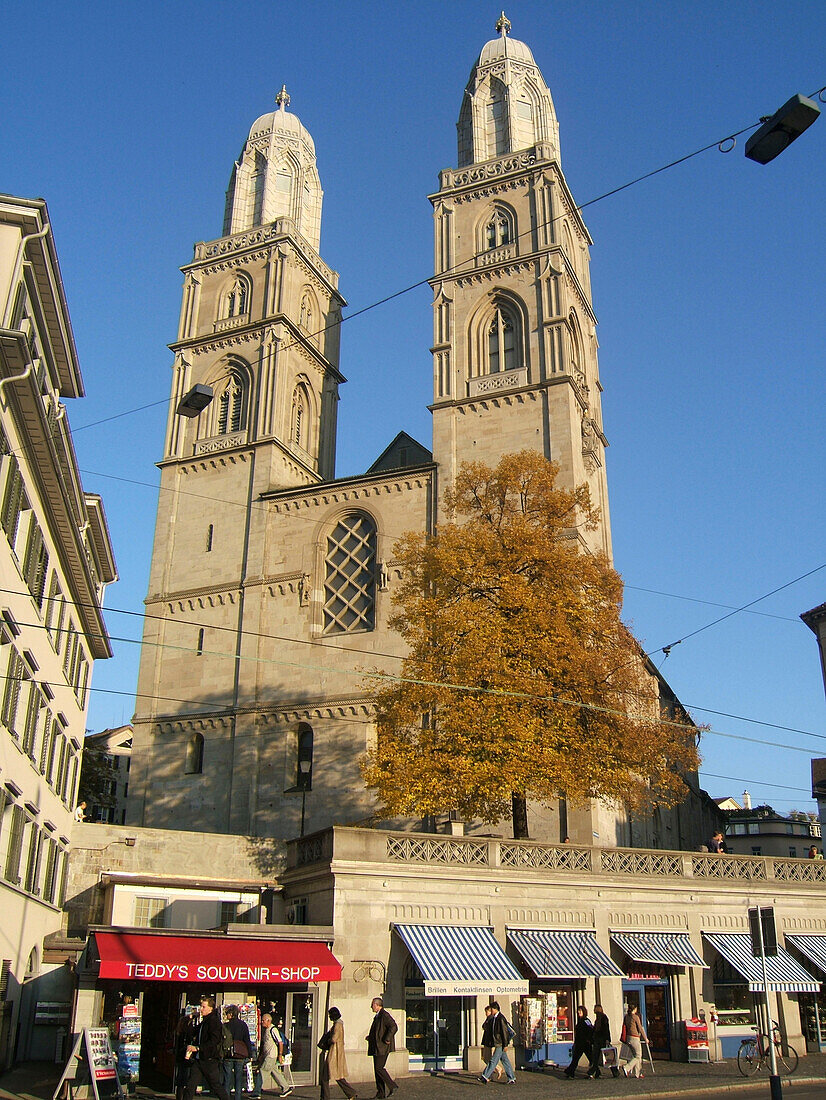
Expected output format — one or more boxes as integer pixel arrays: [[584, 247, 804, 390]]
[[511, 792, 529, 839]]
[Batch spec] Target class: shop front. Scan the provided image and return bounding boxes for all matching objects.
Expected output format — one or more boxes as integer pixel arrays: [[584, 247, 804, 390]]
[[702, 931, 819, 1057], [393, 924, 528, 1072], [785, 934, 826, 1051], [75, 929, 342, 1091], [505, 928, 624, 1067], [610, 930, 708, 1059]]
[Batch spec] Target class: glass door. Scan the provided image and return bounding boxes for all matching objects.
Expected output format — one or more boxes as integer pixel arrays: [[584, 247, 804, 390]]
[[286, 990, 317, 1083], [623, 981, 670, 1057], [405, 990, 465, 1070]]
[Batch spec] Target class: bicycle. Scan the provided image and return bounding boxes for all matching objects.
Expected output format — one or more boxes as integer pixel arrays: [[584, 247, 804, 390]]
[[736, 1021, 799, 1077]]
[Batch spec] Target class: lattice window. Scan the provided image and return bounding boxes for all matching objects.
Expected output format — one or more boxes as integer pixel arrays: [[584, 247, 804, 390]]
[[322, 514, 377, 634], [225, 274, 249, 319], [133, 896, 167, 928], [485, 212, 511, 250]]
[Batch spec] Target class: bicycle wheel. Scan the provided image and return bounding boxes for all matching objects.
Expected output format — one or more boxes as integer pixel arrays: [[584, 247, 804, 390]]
[[776, 1044, 798, 1076], [737, 1040, 761, 1076]]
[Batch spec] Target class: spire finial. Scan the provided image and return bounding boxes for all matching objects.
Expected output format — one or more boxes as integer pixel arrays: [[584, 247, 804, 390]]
[[276, 84, 290, 111], [496, 11, 511, 37]]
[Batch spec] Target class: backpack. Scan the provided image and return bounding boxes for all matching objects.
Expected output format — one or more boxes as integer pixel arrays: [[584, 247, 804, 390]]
[[271, 1026, 291, 1057], [501, 1016, 516, 1047], [221, 1024, 236, 1059]]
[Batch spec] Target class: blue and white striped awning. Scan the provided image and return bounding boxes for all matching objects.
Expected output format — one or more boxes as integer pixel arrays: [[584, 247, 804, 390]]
[[393, 924, 528, 996], [703, 933, 820, 993], [611, 931, 708, 969], [786, 935, 826, 979], [506, 928, 623, 980]]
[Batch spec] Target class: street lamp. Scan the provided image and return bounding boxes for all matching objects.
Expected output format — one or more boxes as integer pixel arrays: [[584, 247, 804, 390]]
[[745, 93, 820, 164], [297, 757, 312, 838], [176, 383, 214, 417]]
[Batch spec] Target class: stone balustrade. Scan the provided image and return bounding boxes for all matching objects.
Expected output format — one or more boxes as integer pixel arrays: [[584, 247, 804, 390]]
[[291, 826, 826, 886]]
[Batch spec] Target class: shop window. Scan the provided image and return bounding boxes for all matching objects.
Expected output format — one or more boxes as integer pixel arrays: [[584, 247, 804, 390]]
[[712, 956, 755, 1027], [133, 896, 167, 928], [220, 901, 240, 926]]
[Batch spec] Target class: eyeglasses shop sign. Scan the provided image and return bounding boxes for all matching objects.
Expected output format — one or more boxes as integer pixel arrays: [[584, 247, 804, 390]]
[[424, 980, 529, 996]]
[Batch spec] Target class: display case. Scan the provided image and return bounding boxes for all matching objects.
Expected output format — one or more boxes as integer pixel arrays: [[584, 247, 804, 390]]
[[683, 1018, 709, 1063]]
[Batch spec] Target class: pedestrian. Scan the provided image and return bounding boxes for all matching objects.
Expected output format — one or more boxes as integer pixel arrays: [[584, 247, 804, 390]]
[[708, 831, 726, 853], [367, 997, 398, 1098], [73, 801, 87, 822], [182, 996, 231, 1100], [480, 1006, 505, 1081], [621, 1005, 647, 1079], [222, 1005, 252, 1100], [174, 1011, 196, 1100], [319, 1007, 358, 1099], [479, 1001, 516, 1085], [587, 1004, 618, 1079], [564, 1005, 594, 1079], [808, 845, 822, 859], [254, 1012, 293, 1097]]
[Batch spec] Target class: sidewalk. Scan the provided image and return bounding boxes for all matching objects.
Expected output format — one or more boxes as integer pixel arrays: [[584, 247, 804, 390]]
[[2, 1055, 825, 1100]]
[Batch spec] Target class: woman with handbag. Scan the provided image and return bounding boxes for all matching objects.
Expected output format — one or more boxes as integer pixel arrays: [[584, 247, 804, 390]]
[[319, 1008, 358, 1099], [587, 1005, 619, 1079]]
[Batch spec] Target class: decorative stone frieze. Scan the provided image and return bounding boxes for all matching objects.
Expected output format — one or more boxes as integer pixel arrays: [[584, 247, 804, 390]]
[[194, 431, 248, 456], [609, 911, 689, 929], [469, 367, 528, 398], [391, 904, 490, 922], [507, 909, 594, 926], [441, 150, 538, 190]]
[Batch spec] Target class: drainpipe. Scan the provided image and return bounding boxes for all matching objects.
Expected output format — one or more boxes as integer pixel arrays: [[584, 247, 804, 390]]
[[3, 222, 51, 327], [0, 359, 34, 399]]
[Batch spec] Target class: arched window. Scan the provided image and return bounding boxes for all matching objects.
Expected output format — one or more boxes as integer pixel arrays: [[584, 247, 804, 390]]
[[299, 292, 313, 333], [485, 212, 511, 250], [323, 513, 377, 634], [217, 370, 246, 434], [224, 274, 250, 319], [291, 384, 310, 449], [488, 305, 518, 373], [185, 732, 204, 775]]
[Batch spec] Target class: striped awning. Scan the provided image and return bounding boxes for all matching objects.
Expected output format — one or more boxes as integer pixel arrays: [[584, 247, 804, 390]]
[[703, 932, 820, 993], [506, 928, 624, 980], [393, 924, 528, 996], [611, 931, 708, 969], [786, 935, 826, 978]]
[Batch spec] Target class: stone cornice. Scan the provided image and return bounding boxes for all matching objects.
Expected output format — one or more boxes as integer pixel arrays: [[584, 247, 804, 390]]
[[432, 148, 544, 198], [145, 699, 376, 730], [261, 464, 436, 510], [430, 375, 579, 415]]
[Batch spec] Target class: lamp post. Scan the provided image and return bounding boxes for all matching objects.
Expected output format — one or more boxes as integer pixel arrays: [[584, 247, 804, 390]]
[[297, 758, 312, 838]]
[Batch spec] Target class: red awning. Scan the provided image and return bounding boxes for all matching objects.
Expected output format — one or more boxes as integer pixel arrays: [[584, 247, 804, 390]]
[[93, 932, 341, 983]]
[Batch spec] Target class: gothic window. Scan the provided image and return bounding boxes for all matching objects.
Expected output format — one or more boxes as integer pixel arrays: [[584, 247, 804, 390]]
[[224, 273, 250, 319], [185, 732, 204, 775], [488, 305, 519, 373], [486, 80, 509, 157], [291, 384, 309, 449], [217, 370, 246, 434], [296, 724, 313, 790], [485, 212, 511, 250], [323, 513, 377, 635]]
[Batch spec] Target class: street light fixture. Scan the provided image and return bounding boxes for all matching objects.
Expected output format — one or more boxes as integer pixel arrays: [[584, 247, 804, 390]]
[[176, 383, 214, 417], [745, 93, 821, 164], [297, 757, 312, 838]]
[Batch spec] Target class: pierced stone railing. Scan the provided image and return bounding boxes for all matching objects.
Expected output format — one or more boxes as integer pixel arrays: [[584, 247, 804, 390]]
[[500, 842, 592, 872], [692, 854, 767, 880], [468, 367, 528, 399], [386, 836, 489, 866], [601, 849, 684, 877], [773, 859, 826, 883]]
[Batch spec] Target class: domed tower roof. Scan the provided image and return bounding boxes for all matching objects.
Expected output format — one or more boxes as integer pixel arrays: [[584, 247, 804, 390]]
[[457, 12, 560, 168], [223, 85, 323, 252]]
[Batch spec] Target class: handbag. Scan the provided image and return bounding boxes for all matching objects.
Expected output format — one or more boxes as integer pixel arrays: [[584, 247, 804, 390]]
[[317, 1029, 333, 1051], [601, 1046, 618, 1067], [620, 1022, 627, 1044]]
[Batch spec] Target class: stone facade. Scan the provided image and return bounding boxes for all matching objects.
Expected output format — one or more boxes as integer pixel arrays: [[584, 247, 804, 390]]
[[126, 21, 720, 851]]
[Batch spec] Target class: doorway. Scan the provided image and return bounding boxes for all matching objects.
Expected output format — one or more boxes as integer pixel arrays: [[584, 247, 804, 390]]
[[623, 981, 670, 1057], [404, 990, 465, 1070]]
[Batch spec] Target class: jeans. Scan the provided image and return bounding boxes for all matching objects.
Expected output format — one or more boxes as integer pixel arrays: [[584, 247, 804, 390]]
[[482, 1045, 515, 1082], [223, 1058, 249, 1100]]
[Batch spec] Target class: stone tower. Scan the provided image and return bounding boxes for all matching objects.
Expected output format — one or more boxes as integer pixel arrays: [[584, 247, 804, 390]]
[[429, 14, 611, 559]]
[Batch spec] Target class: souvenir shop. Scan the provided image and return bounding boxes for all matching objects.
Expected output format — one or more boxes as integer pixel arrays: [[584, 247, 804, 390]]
[[74, 929, 342, 1091]]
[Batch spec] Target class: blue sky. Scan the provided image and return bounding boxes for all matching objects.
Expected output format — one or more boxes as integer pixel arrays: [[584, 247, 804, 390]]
[[5, 0, 826, 818]]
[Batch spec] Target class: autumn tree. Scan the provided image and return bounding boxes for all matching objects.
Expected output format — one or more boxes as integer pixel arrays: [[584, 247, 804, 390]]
[[361, 450, 700, 838]]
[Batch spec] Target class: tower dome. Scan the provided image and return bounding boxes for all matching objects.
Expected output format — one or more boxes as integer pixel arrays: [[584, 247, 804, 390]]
[[457, 13, 561, 168], [223, 85, 323, 251]]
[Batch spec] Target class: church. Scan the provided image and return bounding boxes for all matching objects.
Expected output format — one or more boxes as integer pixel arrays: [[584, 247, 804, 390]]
[[126, 15, 719, 850]]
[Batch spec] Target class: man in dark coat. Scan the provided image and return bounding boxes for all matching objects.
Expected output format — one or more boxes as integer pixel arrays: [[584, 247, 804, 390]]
[[587, 1004, 618, 1079], [366, 997, 398, 1098], [183, 996, 231, 1100], [479, 1002, 516, 1084]]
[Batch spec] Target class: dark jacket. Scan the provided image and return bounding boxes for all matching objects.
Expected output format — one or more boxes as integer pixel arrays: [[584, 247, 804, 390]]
[[485, 1012, 512, 1048], [225, 1017, 251, 1059], [367, 1008, 398, 1056], [196, 1010, 224, 1060], [573, 1015, 594, 1049], [593, 1012, 611, 1049]]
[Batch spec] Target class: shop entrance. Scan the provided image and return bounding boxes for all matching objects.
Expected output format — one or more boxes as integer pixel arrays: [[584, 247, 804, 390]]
[[623, 981, 670, 1057], [405, 989, 465, 1070]]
